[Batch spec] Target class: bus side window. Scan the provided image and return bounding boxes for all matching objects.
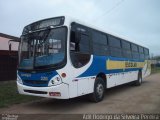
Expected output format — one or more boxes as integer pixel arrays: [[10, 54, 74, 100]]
[[108, 36, 122, 57], [79, 34, 90, 53], [70, 30, 91, 68]]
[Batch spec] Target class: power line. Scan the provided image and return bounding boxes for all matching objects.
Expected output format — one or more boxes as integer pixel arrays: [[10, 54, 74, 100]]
[[79, 0, 106, 19], [93, 0, 125, 22]]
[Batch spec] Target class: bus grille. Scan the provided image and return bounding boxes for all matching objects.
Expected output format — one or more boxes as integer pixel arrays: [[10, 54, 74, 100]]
[[24, 90, 47, 94]]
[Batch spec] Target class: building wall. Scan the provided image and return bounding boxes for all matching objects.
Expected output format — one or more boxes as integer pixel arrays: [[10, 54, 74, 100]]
[[0, 35, 19, 81], [0, 37, 19, 51]]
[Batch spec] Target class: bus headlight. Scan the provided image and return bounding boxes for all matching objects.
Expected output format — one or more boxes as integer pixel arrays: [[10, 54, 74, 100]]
[[48, 75, 62, 86], [17, 75, 23, 84]]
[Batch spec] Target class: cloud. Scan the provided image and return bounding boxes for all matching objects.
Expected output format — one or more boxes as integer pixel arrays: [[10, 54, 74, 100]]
[[0, 0, 160, 55]]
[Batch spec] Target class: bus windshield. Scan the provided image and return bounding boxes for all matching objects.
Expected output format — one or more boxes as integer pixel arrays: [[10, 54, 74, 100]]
[[19, 27, 67, 70]]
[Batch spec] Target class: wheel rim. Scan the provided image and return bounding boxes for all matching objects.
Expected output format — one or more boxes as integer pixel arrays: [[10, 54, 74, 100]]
[[139, 77, 142, 84], [96, 83, 104, 98]]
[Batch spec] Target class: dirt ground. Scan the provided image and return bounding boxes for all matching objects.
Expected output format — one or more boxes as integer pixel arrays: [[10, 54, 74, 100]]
[[0, 73, 160, 115]]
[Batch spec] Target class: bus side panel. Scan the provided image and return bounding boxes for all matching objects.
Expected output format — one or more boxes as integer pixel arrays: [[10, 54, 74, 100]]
[[77, 78, 89, 96], [77, 77, 95, 96], [75, 56, 106, 95], [106, 73, 123, 88], [107, 71, 138, 88], [57, 55, 95, 98], [123, 71, 138, 83]]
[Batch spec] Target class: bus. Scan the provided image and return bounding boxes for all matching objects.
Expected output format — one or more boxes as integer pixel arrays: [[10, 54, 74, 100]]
[[17, 16, 151, 102]]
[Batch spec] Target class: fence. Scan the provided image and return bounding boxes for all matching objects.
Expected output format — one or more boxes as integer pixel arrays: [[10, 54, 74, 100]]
[[0, 54, 18, 81]]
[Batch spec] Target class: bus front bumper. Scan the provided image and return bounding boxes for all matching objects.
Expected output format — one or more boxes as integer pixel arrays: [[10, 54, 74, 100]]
[[17, 82, 69, 99]]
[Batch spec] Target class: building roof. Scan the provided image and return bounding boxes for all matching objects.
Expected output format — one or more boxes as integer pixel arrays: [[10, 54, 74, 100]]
[[0, 33, 20, 42], [0, 33, 20, 53]]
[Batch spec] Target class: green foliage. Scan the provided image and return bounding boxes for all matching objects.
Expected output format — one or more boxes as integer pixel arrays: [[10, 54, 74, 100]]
[[151, 66, 160, 74], [0, 81, 42, 108], [152, 56, 160, 60]]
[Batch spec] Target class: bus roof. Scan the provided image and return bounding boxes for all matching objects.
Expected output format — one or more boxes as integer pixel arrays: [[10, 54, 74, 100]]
[[22, 15, 149, 50], [64, 16, 149, 50]]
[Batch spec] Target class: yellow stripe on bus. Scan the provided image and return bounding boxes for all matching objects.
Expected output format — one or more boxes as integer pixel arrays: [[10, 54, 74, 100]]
[[106, 59, 145, 70]]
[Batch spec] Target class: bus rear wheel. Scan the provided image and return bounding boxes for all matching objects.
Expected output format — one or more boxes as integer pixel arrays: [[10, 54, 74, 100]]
[[134, 72, 142, 86], [89, 77, 105, 102]]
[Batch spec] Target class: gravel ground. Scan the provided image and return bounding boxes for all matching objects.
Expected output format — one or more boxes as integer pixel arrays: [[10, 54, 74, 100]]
[[0, 73, 160, 119]]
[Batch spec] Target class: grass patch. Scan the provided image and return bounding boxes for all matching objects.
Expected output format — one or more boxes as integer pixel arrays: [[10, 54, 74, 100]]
[[0, 81, 42, 108], [151, 66, 160, 74]]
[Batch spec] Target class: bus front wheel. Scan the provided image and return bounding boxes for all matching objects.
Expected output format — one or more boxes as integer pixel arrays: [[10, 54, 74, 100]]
[[89, 77, 105, 102]]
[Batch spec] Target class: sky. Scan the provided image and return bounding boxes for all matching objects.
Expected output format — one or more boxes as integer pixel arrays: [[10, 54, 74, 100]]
[[0, 0, 160, 56]]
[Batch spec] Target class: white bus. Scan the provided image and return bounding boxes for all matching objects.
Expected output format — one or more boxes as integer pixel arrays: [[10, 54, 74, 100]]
[[17, 16, 151, 102]]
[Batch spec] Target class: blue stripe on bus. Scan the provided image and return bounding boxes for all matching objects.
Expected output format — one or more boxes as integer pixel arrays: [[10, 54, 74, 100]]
[[78, 55, 144, 78], [18, 71, 58, 87]]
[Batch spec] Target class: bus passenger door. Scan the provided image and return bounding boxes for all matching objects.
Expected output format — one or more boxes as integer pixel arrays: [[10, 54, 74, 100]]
[[70, 23, 91, 96]]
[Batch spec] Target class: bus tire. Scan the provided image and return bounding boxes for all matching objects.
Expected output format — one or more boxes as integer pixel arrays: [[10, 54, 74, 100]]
[[89, 77, 105, 102], [134, 72, 142, 86]]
